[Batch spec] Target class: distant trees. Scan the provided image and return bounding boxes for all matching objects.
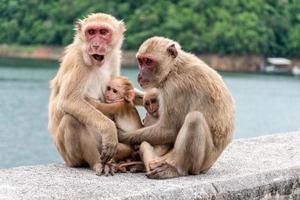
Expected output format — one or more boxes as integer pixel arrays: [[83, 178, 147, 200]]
[[0, 0, 300, 57]]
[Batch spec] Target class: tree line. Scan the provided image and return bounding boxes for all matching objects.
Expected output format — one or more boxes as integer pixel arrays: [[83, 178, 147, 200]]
[[1, 0, 300, 56]]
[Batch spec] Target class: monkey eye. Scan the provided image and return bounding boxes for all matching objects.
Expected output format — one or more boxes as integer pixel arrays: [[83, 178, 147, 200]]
[[87, 29, 96, 35], [150, 99, 157, 104], [107, 86, 111, 91], [137, 58, 143, 65], [99, 28, 108, 35], [145, 102, 150, 106], [145, 58, 153, 65], [113, 89, 117, 93]]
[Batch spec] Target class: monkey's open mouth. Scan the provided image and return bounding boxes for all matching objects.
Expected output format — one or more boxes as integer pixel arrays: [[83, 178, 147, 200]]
[[92, 54, 104, 62]]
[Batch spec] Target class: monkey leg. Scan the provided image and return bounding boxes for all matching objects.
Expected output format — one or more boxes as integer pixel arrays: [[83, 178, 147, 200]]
[[58, 114, 115, 176], [140, 142, 155, 172], [112, 143, 145, 173], [113, 143, 134, 161], [153, 145, 171, 156], [147, 145, 172, 170], [56, 114, 86, 167], [147, 111, 214, 179], [140, 142, 171, 172], [117, 161, 145, 173]]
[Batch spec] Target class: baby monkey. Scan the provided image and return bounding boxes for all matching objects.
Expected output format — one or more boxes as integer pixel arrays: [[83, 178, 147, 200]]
[[143, 88, 160, 126], [86, 76, 144, 172], [141, 89, 171, 172]]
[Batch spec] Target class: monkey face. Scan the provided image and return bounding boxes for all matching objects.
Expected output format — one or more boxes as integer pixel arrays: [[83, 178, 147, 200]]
[[104, 83, 124, 103], [104, 77, 135, 103], [143, 97, 159, 118], [136, 37, 179, 89], [143, 90, 160, 118], [137, 55, 158, 88], [76, 13, 125, 67], [84, 25, 112, 65]]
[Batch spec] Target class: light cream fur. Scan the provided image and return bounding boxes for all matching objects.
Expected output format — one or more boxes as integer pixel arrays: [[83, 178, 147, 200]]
[[48, 13, 125, 175]]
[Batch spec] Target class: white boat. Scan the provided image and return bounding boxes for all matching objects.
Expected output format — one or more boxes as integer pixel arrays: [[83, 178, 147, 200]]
[[292, 66, 300, 76], [262, 57, 292, 75]]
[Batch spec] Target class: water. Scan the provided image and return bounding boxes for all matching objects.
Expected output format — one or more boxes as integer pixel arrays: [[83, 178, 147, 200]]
[[0, 57, 299, 168]]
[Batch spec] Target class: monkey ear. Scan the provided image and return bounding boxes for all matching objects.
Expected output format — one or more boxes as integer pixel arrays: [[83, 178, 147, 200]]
[[76, 20, 82, 31], [167, 44, 178, 58], [119, 20, 126, 33], [125, 89, 135, 102]]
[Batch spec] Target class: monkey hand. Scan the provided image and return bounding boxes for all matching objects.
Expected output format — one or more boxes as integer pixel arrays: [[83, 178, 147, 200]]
[[100, 120, 118, 163], [100, 143, 117, 164], [94, 162, 118, 176]]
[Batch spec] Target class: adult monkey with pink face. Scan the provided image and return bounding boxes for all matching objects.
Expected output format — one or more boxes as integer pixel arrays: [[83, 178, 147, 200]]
[[119, 37, 235, 179], [48, 13, 126, 175]]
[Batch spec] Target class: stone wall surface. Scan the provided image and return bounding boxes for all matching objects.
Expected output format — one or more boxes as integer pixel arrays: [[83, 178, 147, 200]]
[[0, 132, 300, 200]]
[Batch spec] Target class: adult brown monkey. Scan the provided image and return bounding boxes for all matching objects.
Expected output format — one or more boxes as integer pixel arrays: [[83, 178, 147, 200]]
[[119, 36, 235, 179], [48, 13, 126, 175]]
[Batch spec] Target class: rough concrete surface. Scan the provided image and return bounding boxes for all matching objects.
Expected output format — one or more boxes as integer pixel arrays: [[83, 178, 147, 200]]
[[0, 132, 300, 200]]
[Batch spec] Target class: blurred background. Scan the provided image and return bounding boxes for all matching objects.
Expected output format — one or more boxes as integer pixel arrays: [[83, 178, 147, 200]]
[[0, 0, 299, 168]]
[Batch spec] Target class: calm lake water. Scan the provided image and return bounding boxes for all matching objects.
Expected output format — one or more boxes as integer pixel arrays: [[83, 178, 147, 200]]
[[0, 57, 299, 168]]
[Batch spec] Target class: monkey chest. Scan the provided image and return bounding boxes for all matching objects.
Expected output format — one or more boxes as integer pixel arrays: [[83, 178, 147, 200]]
[[85, 65, 112, 101], [115, 116, 140, 132]]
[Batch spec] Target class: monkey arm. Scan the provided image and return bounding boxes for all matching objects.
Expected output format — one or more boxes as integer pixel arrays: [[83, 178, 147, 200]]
[[85, 96, 124, 116], [95, 102, 125, 116], [58, 69, 118, 161], [96, 102, 124, 115], [133, 88, 144, 106], [118, 122, 177, 145], [60, 92, 116, 134]]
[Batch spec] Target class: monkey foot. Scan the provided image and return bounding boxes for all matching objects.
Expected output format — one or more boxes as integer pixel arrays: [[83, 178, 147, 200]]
[[146, 161, 180, 179], [128, 164, 145, 173], [117, 161, 145, 173], [148, 157, 168, 170], [94, 162, 117, 176]]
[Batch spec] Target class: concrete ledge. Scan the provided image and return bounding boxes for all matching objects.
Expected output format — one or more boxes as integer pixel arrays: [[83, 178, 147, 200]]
[[0, 132, 300, 200]]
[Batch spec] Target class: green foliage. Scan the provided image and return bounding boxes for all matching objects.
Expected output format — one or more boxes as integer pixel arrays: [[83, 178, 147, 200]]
[[0, 0, 300, 56]]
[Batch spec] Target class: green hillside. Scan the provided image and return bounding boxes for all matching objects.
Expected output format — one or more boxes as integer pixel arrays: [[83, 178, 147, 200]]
[[1, 0, 300, 56]]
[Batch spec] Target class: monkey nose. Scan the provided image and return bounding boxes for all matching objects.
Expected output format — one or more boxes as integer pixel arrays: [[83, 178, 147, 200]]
[[93, 45, 99, 50], [150, 106, 154, 112]]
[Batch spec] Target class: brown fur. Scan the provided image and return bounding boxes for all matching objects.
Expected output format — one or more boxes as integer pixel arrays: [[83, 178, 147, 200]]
[[86, 76, 143, 161], [141, 88, 171, 172], [142, 88, 160, 127], [48, 13, 125, 176], [119, 36, 235, 179]]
